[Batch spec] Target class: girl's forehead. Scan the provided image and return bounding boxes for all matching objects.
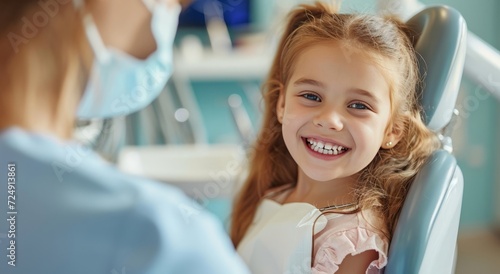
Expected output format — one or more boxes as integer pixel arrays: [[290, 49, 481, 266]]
[[287, 42, 391, 102], [287, 41, 396, 88]]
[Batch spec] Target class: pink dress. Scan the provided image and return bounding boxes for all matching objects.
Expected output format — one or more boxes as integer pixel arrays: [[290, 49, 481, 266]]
[[270, 185, 389, 274], [311, 209, 388, 273]]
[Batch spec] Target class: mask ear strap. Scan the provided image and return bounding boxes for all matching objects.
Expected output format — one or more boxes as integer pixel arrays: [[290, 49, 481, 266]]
[[72, 0, 110, 63], [73, 0, 84, 9], [142, 0, 156, 12], [82, 14, 111, 63]]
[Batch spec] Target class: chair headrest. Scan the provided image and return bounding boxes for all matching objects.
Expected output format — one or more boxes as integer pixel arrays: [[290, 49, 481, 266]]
[[406, 6, 467, 132]]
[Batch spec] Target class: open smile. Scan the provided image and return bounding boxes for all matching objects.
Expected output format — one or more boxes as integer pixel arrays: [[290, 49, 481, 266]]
[[302, 137, 350, 158]]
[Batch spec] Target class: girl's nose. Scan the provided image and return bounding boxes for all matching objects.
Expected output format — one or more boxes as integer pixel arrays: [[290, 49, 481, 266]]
[[312, 108, 344, 131]]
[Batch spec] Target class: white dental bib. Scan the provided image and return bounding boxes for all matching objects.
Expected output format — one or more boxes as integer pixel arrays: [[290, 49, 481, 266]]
[[237, 198, 352, 274]]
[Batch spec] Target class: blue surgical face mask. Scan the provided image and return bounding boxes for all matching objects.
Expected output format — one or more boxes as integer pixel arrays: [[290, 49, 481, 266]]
[[75, 0, 180, 119]]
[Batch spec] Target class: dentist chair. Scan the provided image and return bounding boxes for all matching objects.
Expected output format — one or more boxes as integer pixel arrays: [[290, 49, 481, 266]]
[[384, 5, 467, 274]]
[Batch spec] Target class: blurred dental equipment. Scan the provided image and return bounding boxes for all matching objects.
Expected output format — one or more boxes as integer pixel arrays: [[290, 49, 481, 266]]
[[377, 0, 500, 100], [228, 94, 255, 147]]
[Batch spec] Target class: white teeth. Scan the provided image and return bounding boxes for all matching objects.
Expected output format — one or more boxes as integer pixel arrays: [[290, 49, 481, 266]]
[[306, 138, 347, 155]]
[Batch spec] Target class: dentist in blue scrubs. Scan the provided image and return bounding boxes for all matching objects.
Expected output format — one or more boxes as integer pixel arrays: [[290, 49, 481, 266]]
[[0, 0, 249, 273]]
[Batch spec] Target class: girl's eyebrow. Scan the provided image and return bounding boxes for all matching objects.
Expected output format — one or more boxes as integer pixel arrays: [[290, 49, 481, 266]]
[[294, 77, 381, 103], [350, 88, 380, 104], [293, 78, 326, 89]]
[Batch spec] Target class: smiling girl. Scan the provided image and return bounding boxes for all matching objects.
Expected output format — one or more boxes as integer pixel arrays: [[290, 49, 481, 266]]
[[231, 2, 439, 274]]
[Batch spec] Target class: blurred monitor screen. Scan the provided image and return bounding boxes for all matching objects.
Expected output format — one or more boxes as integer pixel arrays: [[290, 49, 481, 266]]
[[179, 0, 251, 28]]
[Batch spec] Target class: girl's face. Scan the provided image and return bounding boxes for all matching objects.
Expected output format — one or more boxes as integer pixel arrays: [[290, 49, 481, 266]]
[[277, 41, 399, 184]]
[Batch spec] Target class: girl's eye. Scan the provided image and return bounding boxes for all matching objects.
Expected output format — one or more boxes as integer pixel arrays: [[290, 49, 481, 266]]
[[348, 102, 369, 110], [301, 93, 321, 102]]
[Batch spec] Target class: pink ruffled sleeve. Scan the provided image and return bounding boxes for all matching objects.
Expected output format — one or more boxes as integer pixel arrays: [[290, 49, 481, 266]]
[[312, 224, 388, 274]]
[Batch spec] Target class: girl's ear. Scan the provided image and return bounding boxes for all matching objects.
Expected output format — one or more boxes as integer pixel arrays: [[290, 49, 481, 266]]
[[382, 121, 403, 149], [276, 89, 285, 124]]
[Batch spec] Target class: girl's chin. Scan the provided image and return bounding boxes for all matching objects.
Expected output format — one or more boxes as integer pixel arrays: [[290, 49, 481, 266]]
[[299, 169, 342, 182], [298, 167, 360, 183]]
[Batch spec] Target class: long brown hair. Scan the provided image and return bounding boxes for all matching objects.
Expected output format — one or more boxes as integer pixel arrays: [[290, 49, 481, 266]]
[[231, 2, 439, 246], [0, 0, 92, 137]]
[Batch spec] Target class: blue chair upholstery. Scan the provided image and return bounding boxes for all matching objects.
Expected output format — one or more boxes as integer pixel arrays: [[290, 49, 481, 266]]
[[384, 6, 467, 274]]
